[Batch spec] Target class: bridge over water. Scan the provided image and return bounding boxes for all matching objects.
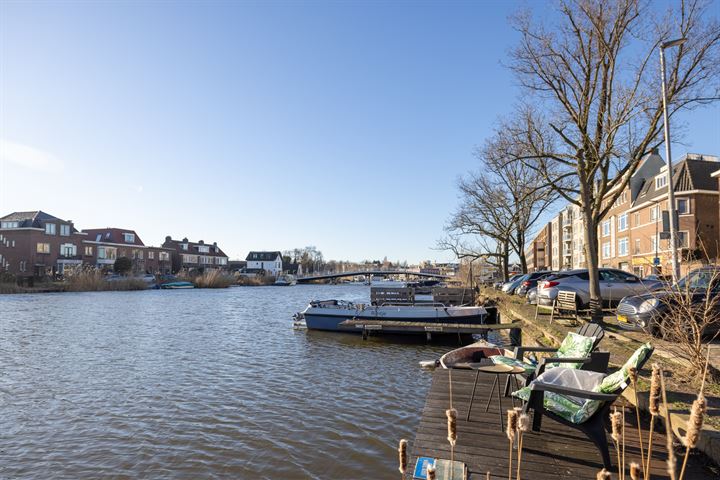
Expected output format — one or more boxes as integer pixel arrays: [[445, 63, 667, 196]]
[[296, 270, 449, 284]]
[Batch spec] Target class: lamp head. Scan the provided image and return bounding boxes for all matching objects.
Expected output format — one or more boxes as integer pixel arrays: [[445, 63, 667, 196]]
[[662, 38, 687, 49]]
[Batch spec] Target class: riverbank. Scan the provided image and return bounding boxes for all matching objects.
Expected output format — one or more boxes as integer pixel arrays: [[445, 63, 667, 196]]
[[487, 287, 720, 467]]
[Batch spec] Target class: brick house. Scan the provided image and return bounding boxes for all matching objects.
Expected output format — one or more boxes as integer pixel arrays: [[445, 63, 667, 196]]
[[82, 228, 173, 274], [597, 153, 719, 277], [526, 223, 552, 272], [0, 211, 86, 279], [162, 236, 228, 273]]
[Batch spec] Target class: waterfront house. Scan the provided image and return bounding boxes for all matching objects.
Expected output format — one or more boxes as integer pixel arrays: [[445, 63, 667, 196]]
[[0, 210, 86, 280], [82, 228, 173, 274], [245, 251, 282, 276], [162, 236, 229, 273]]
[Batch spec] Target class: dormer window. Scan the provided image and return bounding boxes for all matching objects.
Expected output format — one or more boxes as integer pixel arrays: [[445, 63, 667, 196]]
[[60, 224, 70, 236], [1, 221, 19, 229], [198, 245, 209, 253], [123, 233, 135, 243], [181, 243, 188, 251], [655, 175, 668, 189], [45, 223, 56, 235]]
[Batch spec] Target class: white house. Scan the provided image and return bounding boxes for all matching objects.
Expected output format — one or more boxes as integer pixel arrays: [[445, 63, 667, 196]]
[[245, 251, 283, 276]]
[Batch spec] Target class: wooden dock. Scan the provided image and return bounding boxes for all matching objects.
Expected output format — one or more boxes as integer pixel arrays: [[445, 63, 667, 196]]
[[406, 369, 714, 479]]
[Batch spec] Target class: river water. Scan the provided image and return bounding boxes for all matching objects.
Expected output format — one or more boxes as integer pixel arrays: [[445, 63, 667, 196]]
[[0, 285, 479, 479]]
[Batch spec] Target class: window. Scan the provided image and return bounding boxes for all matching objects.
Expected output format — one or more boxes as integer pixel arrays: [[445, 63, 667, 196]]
[[618, 213, 628, 232], [677, 231, 689, 248], [148, 251, 154, 259], [655, 175, 668, 189], [650, 206, 658, 221], [634, 213, 640, 227], [651, 236, 658, 253], [85, 246, 93, 256], [618, 237, 629, 256], [159, 252, 170, 261], [123, 233, 135, 243], [634, 239, 641, 254], [602, 220, 611, 237], [1, 221, 19, 229], [61, 243, 77, 257], [136, 250, 143, 260], [198, 245, 209, 253], [677, 198, 689, 214], [181, 243, 188, 251], [45, 223, 56, 235], [96, 234, 102, 241], [602, 242, 611, 259], [20, 260, 26, 272], [60, 224, 70, 236], [98, 247, 117, 260], [36, 242, 50, 253]]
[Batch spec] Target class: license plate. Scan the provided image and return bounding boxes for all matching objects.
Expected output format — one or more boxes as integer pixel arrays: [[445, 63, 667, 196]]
[[617, 315, 628, 323]]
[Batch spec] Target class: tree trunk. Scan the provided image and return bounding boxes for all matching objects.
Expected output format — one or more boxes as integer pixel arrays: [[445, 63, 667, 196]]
[[502, 241, 510, 281], [581, 204, 604, 325]]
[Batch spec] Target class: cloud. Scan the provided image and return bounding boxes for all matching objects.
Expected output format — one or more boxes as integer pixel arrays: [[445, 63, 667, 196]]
[[0, 138, 64, 172]]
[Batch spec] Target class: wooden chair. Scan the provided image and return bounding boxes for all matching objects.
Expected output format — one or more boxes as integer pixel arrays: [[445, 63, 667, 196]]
[[549, 290, 579, 324]]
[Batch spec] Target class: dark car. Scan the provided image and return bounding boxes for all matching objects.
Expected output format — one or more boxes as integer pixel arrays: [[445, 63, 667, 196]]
[[516, 271, 554, 297], [616, 267, 720, 335]]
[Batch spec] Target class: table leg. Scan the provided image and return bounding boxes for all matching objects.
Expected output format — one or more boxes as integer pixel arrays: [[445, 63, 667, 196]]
[[496, 374, 504, 431], [484, 374, 498, 413], [467, 369, 481, 421]]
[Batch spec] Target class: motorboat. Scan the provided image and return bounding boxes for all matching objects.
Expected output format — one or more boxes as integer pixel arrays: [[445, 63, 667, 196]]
[[295, 300, 488, 334], [160, 281, 194, 289], [274, 274, 297, 286]]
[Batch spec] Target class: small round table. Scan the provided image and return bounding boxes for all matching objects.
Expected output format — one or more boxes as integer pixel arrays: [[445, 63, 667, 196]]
[[467, 364, 525, 430]]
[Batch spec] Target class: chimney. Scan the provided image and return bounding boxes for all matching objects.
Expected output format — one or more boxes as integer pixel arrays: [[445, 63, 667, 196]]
[[182, 237, 188, 243], [199, 240, 204, 245], [165, 235, 172, 242]]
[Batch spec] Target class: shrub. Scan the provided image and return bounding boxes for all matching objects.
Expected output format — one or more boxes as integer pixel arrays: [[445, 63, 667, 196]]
[[114, 257, 133, 275]]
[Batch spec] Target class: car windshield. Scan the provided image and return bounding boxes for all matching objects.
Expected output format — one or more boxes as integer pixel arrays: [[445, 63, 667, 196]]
[[677, 269, 719, 289]]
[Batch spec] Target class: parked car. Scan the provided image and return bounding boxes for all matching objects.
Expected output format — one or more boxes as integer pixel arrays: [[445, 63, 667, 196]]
[[501, 274, 528, 294], [643, 274, 673, 285], [526, 286, 539, 305], [516, 271, 555, 297], [536, 268, 663, 310], [495, 273, 523, 290], [616, 267, 720, 335]]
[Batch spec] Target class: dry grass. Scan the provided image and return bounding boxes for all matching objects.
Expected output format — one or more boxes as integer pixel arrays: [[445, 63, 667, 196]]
[[188, 270, 234, 288], [64, 267, 148, 292], [235, 274, 276, 286]]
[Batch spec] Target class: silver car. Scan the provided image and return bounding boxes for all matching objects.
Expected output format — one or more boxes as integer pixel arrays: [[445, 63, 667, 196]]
[[536, 268, 663, 309], [501, 274, 528, 294]]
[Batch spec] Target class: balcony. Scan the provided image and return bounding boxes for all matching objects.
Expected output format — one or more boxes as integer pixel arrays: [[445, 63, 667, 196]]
[[563, 233, 572, 242]]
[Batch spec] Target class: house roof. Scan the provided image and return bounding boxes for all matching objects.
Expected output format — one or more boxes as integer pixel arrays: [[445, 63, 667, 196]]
[[634, 156, 720, 205], [82, 228, 145, 246], [163, 236, 228, 257], [246, 251, 282, 261], [0, 210, 76, 230]]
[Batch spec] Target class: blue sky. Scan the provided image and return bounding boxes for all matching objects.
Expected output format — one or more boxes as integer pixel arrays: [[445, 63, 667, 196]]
[[1, 1, 718, 263]]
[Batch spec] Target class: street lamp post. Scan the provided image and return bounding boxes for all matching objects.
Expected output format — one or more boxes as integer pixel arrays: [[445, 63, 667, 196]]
[[660, 37, 686, 284]]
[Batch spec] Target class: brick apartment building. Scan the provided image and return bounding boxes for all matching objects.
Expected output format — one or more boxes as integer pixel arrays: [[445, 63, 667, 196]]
[[525, 223, 551, 272], [0, 211, 86, 279], [82, 228, 173, 274], [162, 236, 228, 272], [525, 151, 719, 277]]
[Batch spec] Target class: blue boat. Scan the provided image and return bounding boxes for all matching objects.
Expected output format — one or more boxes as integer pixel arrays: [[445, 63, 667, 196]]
[[160, 281, 194, 289]]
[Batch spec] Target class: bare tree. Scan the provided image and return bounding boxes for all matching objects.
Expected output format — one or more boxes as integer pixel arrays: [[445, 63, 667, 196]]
[[490, 0, 719, 321], [442, 146, 559, 279]]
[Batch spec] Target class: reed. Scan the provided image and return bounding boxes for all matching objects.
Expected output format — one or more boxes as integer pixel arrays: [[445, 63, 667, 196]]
[[628, 367, 645, 480], [644, 363, 661, 480], [426, 464, 436, 480], [596, 468, 612, 479], [679, 350, 710, 480], [659, 370, 677, 480], [191, 269, 234, 288], [506, 409, 519, 480], [630, 462, 640, 480], [398, 439, 408, 476], [516, 413, 530, 480], [611, 409, 622, 477]]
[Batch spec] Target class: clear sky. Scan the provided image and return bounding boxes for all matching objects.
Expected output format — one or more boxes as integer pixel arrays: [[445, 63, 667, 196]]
[[1, 1, 718, 263]]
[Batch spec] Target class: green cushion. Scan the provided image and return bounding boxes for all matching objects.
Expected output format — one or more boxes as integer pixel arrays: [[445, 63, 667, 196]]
[[513, 386, 601, 424], [489, 355, 537, 374], [552, 332, 595, 369], [598, 342, 653, 393]]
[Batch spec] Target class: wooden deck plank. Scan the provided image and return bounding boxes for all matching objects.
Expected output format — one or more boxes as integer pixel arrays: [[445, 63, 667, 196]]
[[404, 369, 714, 480]]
